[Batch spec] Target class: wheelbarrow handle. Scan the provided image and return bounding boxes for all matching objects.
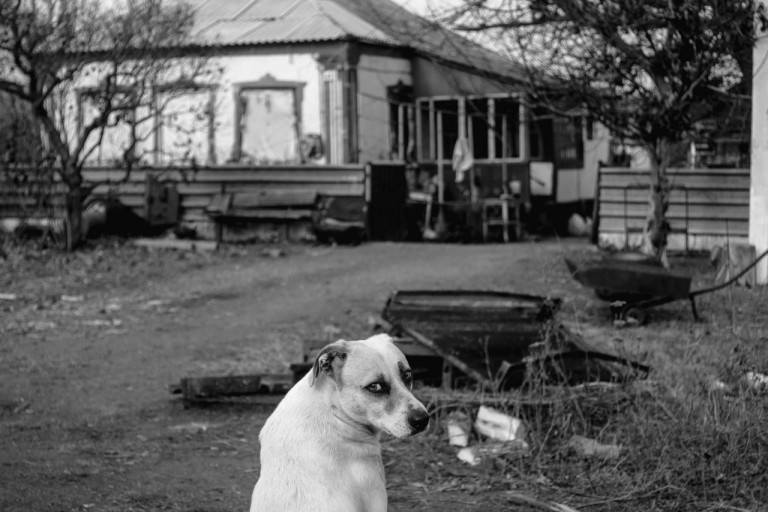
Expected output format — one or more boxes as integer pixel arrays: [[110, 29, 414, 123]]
[[690, 248, 768, 298]]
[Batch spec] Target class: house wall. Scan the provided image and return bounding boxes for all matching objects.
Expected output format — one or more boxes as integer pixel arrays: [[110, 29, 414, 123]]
[[183, 52, 324, 165], [67, 52, 324, 166], [356, 54, 412, 162], [556, 121, 611, 204], [751, 19, 768, 284], [411, 57, 511, 97]]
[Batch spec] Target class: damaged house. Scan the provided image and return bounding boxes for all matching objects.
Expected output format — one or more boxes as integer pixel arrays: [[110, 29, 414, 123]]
[[1, 0, 607, 241]]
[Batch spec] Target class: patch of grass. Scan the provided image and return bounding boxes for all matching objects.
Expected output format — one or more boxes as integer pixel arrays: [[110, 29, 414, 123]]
[[390, 255, 768, 512]]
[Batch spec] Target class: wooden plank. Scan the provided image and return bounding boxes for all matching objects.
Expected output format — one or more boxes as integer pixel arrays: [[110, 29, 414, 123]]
[[596, 166, 751, 250], [398, 326, 492, 389], [205, 193, 232, 214], [178, 374, 293, 399], [89, 183, 145, 194], [600, 188, 750, 205], [599, 204, 749, 220], [215, 208, 314, 220], [82, 165, 366, 183], [180, 195, 215, 208], [600, 166, 749, 176], [230, 190, 318, 208], [133, 238, 219, 251], [0, 195, 65, 207], [599, 218, 749, 236], [0, 208, 66, 219], [175, 182, 365, 196], [666, 167, 749, 176], [600, 174, 750, 190]]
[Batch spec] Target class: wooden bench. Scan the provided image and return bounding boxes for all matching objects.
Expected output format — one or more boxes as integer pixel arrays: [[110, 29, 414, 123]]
[[205, 187, 319, 243]]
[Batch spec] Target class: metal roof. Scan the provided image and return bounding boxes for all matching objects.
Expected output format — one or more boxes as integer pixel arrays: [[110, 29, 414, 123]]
[[184, 0, 523, 81], [189, 0, 396, 46]]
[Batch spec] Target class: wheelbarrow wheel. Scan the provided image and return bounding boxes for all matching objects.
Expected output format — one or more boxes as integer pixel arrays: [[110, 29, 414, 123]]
[[624, 306, 647, 326]]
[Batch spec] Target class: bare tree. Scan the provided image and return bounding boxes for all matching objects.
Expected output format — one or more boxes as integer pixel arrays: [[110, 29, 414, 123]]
[[0, 0, 217, 249], [444, 0, 754, 263]]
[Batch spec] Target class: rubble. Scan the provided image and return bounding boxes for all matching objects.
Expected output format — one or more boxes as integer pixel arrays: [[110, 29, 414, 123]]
[[474, 405, 527, 445], [457, 447, 480, 466], [445, 411, 470, 447], [567, 435, 622, 460], [742, 371, 768, 394], [171, 374, 293, 405]]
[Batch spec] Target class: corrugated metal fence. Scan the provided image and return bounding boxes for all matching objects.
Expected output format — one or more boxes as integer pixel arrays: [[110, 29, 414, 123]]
[[596, 166, 750, 251]]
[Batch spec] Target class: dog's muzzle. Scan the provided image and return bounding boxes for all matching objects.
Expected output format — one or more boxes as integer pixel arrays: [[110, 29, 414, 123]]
[[407, 408, 430, 434]]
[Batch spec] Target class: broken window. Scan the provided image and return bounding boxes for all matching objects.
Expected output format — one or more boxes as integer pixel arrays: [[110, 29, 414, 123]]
[[467, 99, 489, 160], [492, 97, 521, 160], [433, 99, 460, 160], [553, 115, 584, 168], [78, 89, 135, 166], [415, 95, 523, 162], [389, 102, 416, 161], [417, 100, 433, 160], [529, 118, 543, 160], [236, 88, 298, 164], [387, 82, 415, 161], [156, 87, 214, 166]]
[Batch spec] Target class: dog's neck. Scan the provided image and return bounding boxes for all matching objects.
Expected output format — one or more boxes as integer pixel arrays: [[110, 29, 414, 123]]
[[307, 377, 382, 448], [330, 399, 381, 444]]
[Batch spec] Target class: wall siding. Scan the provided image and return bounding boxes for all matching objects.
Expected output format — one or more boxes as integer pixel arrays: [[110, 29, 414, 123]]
[[596, 166, 750, 251], [1, 165, 367, 241]]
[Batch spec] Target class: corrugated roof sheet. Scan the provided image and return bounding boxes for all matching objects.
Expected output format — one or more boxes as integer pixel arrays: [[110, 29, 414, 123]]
[[183, 0, 522, 80]]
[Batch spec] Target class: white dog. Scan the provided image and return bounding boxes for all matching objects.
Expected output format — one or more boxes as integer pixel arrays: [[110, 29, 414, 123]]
[[250, 333, 430, 512]]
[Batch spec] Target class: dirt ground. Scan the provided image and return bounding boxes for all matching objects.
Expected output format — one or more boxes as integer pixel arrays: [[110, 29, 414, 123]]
[[0, 239, 762, 511]]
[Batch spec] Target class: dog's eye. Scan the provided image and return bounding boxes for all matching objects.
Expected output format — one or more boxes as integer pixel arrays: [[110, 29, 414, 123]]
[[365, 382, 389, 394], [403, 371, 413, 385]]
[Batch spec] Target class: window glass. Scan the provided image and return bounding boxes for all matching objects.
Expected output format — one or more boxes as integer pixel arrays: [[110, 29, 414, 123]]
[[238, 88, 297, 163], [80, 92, 133, 165], [157, 89, 211, 165]]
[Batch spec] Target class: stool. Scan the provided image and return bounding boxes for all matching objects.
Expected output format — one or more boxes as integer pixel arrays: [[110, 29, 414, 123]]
[[481, 196, 521, 243]]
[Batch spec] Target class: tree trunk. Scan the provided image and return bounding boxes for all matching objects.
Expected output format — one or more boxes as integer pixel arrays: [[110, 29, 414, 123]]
[[63, 163, 84, 251], [642, 154, 671, 267]]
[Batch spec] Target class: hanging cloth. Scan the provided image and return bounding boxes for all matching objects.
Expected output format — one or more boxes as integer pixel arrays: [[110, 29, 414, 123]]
[[452, 136, 474, 183]]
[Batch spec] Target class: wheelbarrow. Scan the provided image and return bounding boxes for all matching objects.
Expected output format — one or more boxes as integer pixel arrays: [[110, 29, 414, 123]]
[[565, 249, 768, 325]]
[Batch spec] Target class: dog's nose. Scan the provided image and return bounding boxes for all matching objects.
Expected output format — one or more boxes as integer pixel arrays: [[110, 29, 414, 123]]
[[407, 408, 430, 433]]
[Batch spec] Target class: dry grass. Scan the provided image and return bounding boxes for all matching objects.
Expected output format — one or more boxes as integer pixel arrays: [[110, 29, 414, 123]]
[[386, 253, 768, 512], [3, 237, 767, 510]]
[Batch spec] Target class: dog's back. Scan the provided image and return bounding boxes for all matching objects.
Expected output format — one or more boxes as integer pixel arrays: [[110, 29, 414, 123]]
[[250, 374, 386, 512], [250, 335, 427, 512]]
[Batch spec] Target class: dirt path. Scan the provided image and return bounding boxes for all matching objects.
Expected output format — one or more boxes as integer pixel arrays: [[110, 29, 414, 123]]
[[1, 240, 601, 512]]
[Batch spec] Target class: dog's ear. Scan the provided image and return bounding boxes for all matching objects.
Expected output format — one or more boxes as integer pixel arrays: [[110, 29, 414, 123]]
[[310, 340, 348, 387]]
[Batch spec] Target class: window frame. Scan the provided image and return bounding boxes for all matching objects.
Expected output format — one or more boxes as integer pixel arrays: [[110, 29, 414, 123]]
[[415, 93, 526, 164], [153, 81, 217, 166], [231, 74, 305, 164], [76, 85, 137, 166]]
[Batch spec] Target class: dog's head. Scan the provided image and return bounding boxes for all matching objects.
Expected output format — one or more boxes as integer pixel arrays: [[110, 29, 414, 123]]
[[310, 334, 429, 438]]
